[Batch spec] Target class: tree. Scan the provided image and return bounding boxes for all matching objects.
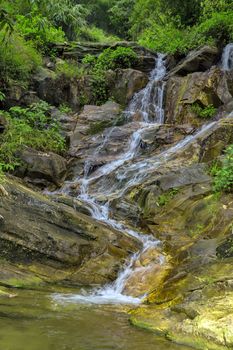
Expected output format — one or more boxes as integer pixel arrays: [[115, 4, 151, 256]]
[[108, 0, 135, 38]]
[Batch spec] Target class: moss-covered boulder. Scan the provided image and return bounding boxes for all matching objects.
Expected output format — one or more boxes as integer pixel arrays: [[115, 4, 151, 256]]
[[165, 66, 233, 126]]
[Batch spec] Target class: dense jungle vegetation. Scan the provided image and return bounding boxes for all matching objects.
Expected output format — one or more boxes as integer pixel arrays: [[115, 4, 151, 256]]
[[0, 0, 232, 87], [0, 0, 232, 190]]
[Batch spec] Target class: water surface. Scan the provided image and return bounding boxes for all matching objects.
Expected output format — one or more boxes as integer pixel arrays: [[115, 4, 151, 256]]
[[0, 288, 191, 350]]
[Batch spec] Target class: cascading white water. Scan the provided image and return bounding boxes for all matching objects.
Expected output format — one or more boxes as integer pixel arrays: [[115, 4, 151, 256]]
[[222, 43, 233, 71], [53, 54, 167, 305], [53, 44, 233, 306], [125, 53, 166, 123]]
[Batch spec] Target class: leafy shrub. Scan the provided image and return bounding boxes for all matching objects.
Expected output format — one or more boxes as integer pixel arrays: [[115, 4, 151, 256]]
[[79, 26, 119, 43], [82, 47, 138, 105], [59, 103, 72, 114], [137, 11, 233, 54], [46, 0, 88, 41], [0, 32, 42, 85], [212, 145, 233, 192], [157, 188, 179, 207], [56, 60, 85, 79], [0, 102, 66, 171], [138, 21, 191, 54], [0, 91, 6, 102], [82, 54, 97, 68], [9, 101, 54, 130], [191, 103, 217, 119], [15, 13, 65, 54], [193, 11, 233, 47], [96, 47, 138, 71]]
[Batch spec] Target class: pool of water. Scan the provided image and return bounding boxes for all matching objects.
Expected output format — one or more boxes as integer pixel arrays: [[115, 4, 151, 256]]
[[0, 288, 191, 350]]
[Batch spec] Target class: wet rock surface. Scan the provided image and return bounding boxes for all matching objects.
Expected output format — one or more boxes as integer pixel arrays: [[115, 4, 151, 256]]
[[106, 69, 148, 105], [0, 179, 140, 287]]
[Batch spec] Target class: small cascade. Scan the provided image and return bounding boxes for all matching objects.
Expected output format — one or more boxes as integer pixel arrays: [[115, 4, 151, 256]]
[[222, 43, 233, 71], [125, 53, 166, 123]]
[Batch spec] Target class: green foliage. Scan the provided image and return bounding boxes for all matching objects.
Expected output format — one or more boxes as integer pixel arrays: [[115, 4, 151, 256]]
[[59, 104, 72, 114], [212, 145, 233, 193], [46, 0, 88, 41], [0, 91, 5, 102], [131, 0, 233, 54], [108, 0, 135, 38], [79, 26, 119, 43], [157, 188, 179, 207], [138, 21, 190, 54], [15, 14, 65, 53], [191, 103, 217, 119], [56, 60, 85, 79], [0, 7, 14, 39], [82, 54, 97, 67], [96, 47, 138, 70], [0, 32, 42, 85], [9, 101, 53, 130], [82, 47, 137, 105], [0, 102, 65, 172], [193, 11, 233, 47]]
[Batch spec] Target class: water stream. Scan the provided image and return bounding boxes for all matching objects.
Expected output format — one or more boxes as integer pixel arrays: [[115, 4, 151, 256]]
[[53, 44, 233, 306], [222, 43, 233, 71], [54, 54, 167, 305]]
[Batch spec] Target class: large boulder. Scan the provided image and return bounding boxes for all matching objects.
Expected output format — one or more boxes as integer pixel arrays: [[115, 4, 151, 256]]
[[0, 179, 140, 287], [70, 101, 122, 155], [130, 188, 233, 350], [33, 68, 93, 110], [106, 69, 148, 105], [16, 147, 67, 188], [168, 46, 220, 77], [165, 66, 233, 125]]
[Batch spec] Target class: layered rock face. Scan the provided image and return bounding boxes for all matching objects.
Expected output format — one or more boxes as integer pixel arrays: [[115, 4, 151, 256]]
[[0, 179, 140, 287]]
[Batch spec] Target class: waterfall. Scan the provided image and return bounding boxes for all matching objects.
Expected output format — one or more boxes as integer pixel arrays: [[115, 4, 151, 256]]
[[222, 43, 233, 71], [125, 53, 166, 123], [53, 54, 167, 305], [52, 44, 233, 306]]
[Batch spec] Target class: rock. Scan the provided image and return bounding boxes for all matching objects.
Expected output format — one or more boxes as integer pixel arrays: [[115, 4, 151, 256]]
[[107, 69, 148, 105], [33, 68, 93, 110], [168, 46, 220, 77], [165, 66, 233, 125], [49, 107, 77, 140], [16, 147, 67, 188], [123, 249, 172, 297], [52, 41, 156, 74], [0, 178, 140, 287], [129, 174, 233, 349], [69, 101, 122, 155], [3, 85, 40, 108]]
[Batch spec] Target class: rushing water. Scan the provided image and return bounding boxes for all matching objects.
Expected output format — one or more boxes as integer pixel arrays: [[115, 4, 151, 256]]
[[54, 54, 167, 305], [222, 43, 233, 71], [53, 50, 223, 305]]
